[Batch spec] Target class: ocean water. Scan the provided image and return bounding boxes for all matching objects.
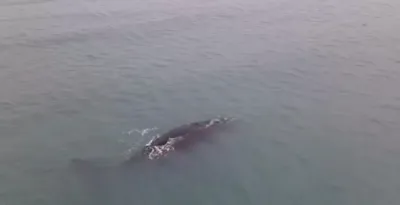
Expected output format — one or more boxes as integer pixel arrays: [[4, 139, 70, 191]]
[[1, 0, 400, 204]]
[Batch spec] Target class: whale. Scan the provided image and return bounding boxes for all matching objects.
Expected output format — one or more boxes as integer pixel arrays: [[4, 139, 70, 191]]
[[125, 116, 234, 162], [71, 116, 234, 172]]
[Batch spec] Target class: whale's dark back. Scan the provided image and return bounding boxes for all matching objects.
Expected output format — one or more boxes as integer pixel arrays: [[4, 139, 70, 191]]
[[149, 124, 193, 146], [136, 117, 234, 160], [148, 118, 231, 147]]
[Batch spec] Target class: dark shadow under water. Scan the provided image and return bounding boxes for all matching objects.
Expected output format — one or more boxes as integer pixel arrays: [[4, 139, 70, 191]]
[[67, 122, 240, 205]]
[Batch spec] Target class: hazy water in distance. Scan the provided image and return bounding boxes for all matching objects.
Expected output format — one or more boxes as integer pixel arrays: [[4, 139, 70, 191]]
[[1, 0, 400, 204]]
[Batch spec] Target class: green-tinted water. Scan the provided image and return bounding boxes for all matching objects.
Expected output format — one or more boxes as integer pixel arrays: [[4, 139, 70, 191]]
[[1, 0, 400, 204]]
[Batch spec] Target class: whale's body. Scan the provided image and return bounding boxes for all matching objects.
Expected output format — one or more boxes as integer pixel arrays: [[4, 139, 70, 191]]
[[128, 117, 233, 161], [71, 117, 234, 171]]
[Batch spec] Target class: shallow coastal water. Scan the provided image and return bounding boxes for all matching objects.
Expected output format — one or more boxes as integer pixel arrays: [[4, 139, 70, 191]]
[[1, 0, 400, 204]]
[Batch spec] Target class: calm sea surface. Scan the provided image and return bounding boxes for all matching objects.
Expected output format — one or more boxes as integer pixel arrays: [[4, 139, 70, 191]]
[[1, 0, 400, 204]]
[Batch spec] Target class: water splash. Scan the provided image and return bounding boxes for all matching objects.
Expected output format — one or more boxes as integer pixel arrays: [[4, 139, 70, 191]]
[[121, 127, 159, 158], [147, 136, 184, 160], [124, 127, 158, 136]]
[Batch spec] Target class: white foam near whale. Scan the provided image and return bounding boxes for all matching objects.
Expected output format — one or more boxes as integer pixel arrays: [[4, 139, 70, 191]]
[[122, 127, 159, 158], [147, 136, 184, 160], [125, 127, 158, 136]]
